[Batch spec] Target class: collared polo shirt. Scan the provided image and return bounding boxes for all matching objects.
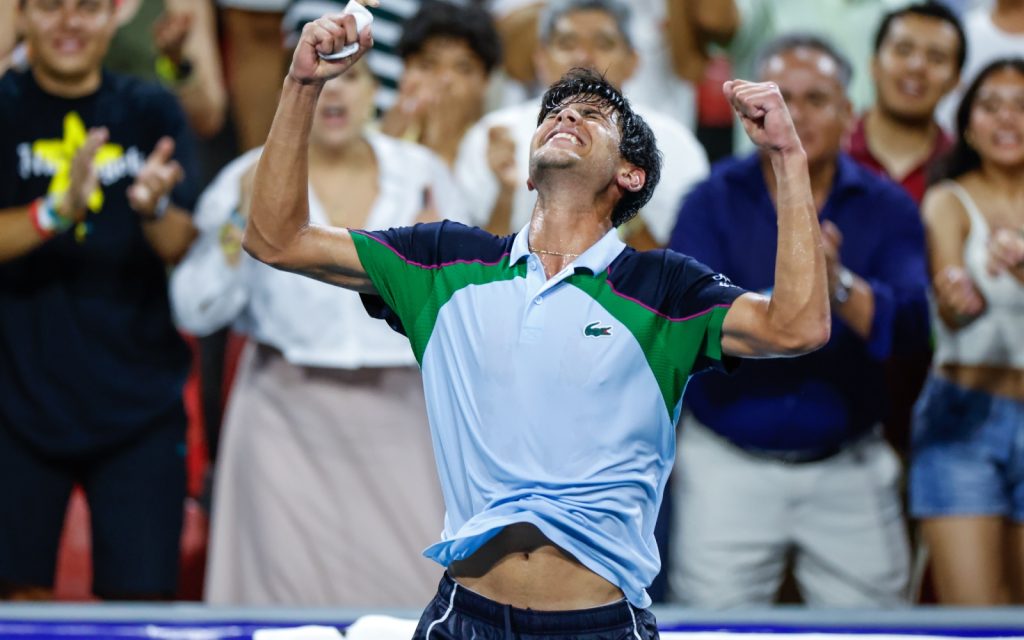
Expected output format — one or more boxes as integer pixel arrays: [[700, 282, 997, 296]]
[[669, 153, 930, 457], [351, 221, 745, 607]]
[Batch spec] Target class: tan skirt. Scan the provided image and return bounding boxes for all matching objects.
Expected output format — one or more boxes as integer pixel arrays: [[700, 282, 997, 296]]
[[204, 342, 445, 607]]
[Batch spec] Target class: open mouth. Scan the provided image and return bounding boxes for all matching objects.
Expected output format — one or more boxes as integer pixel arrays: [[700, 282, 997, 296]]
[[992, 130, 1023, 148], [53, 37, 86, 55], [546, 130, 582, 146], [319, 105, 349, 123], [896, 78, 926, 99]]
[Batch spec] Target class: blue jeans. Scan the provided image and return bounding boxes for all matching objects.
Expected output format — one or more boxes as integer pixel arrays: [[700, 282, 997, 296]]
[[413, 573, 659, 640], [910, 375, 1024, 521]]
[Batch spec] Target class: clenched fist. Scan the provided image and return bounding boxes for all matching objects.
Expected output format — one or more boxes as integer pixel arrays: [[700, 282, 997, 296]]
[[723, 80, 802, 156], [287, 3, 379, 86]]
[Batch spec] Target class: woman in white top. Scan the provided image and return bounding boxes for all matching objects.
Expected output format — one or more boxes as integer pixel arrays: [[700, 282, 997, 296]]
[[912, 57, 1024, 605], [171, 59, 467, 606]]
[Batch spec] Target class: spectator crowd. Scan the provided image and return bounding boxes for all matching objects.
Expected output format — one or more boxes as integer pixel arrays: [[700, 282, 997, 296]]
[[1, 0, 1023, 609]]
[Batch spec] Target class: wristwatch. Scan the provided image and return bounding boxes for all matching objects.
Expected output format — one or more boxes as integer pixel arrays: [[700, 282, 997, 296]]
[[832, 267, 854, 305]]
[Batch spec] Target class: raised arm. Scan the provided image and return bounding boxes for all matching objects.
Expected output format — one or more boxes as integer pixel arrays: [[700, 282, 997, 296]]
[[719, 80, 831, 357], [242, 4, 378, 293]]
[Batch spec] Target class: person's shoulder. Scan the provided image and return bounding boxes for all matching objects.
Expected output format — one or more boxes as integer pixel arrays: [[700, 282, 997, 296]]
[[921, 179, 970, 229], [361, 220, 512, 263], [0, 69, 31, 110]]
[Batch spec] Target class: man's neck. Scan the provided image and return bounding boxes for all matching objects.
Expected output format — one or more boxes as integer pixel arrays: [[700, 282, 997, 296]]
[[863, 107, 940, 182], [32, 66, 102, 99], [528, 182, 614, 276]]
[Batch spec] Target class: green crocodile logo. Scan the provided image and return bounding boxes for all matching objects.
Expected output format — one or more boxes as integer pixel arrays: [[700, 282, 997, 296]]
[[584, 322, 612, 337]]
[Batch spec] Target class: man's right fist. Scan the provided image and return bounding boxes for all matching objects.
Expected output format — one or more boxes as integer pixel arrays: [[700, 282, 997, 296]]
[[288, 4, 378, 85]]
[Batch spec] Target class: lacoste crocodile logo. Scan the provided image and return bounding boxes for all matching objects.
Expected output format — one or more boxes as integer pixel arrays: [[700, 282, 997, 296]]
[[584, 322, 612, 337]]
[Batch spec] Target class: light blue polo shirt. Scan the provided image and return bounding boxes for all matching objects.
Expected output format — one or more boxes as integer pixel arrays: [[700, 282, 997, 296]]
[[352, 221, 744, 607]]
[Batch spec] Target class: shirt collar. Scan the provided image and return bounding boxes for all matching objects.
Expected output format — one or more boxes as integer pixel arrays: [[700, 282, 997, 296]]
[[509, 223, 626, 275]]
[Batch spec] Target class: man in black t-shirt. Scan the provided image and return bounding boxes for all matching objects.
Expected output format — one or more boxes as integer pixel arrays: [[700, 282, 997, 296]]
[[0, 0, 199, 599]]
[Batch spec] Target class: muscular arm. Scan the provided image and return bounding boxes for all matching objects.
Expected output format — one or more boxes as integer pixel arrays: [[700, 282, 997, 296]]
[[719, 81, 830, 357], [242, 11, 376, 293]]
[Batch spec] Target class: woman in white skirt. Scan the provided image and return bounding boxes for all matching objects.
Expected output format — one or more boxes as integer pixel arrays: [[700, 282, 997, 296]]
[[171, 58, 467, 606]]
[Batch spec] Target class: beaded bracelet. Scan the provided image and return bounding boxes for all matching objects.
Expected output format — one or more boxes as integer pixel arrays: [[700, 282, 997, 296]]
[[28, 195, 74, 239]]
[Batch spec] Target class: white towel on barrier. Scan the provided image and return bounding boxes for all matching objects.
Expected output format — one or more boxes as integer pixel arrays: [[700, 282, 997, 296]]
[[343, 615, 419, 640], [253, 626, 344, 640]]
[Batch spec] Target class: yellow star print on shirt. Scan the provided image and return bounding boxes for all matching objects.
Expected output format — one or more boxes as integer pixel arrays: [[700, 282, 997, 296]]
[[32, 112, 123, 241]]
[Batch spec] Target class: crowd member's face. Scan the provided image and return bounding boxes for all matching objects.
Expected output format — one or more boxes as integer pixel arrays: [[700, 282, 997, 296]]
[[403, 36, 489, 114], [873, 13, 961, 124], [760, 47, 851, 168], [966, 67, 1024, 169], [535, 9, 637, 88], [18, 0, 118, 86], [529, 96, 624, 190], [311, 59, 377, 149]]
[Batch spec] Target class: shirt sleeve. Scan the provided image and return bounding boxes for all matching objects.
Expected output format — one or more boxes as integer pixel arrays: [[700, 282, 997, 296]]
[[671, 255, 748, 374], [351, 221, 449, 348], [856, 187, 931, 360]]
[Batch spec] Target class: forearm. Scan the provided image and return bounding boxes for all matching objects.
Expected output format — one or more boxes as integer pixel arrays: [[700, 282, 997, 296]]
[[141, 207, 197, 264], [0, 205, 47, 263], [243, 76, 321, 264], [176, 74, 227, 139], [767, 151, 830, 348]]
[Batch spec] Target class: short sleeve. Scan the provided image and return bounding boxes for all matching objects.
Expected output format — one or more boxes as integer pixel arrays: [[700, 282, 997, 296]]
[[670, 255, 747, 374]]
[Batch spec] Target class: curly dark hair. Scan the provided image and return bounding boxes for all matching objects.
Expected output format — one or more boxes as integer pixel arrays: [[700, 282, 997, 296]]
[[932, 57, 1024, 183], [536, 68, 661, 227], [396, 0, 502, 74]]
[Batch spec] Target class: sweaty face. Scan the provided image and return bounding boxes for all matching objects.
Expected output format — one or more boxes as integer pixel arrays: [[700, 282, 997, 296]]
[[19, 0, 117, 85], [311, 60, 377, 149], [535, 9, 637, 88], [402, 36, 489, 113], [760, 47, 851, 168], [529, 96, 621, 181], [873, 14, 961, 124], [966, 67, 1024, 169]]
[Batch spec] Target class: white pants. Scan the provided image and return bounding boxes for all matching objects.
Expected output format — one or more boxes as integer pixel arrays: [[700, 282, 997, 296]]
[[669, 415, 910, 608]]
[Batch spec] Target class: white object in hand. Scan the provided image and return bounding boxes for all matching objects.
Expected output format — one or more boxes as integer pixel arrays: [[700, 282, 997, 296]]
[[317, 0, 374, 61]]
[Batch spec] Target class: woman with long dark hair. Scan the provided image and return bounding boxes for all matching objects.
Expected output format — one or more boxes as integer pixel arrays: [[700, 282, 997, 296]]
[[913, 57, 1024, 604]]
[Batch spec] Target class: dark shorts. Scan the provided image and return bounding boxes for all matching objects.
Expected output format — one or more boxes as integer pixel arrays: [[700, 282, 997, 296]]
[[0, 408, 186, 597], [412, 573, 660, 640]]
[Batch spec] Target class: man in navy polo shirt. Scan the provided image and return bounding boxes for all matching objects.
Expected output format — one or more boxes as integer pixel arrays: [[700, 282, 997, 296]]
[[668, 34, 930, 607], [244, 6, 831, 638]]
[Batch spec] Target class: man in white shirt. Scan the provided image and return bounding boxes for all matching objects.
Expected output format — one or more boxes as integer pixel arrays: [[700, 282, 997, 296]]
[[454, 0, 709, 250]]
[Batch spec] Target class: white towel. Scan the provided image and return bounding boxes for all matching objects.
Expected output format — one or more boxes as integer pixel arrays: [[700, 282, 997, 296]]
[[253, 626, 345, 640], [344, 615, 419, 640]]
